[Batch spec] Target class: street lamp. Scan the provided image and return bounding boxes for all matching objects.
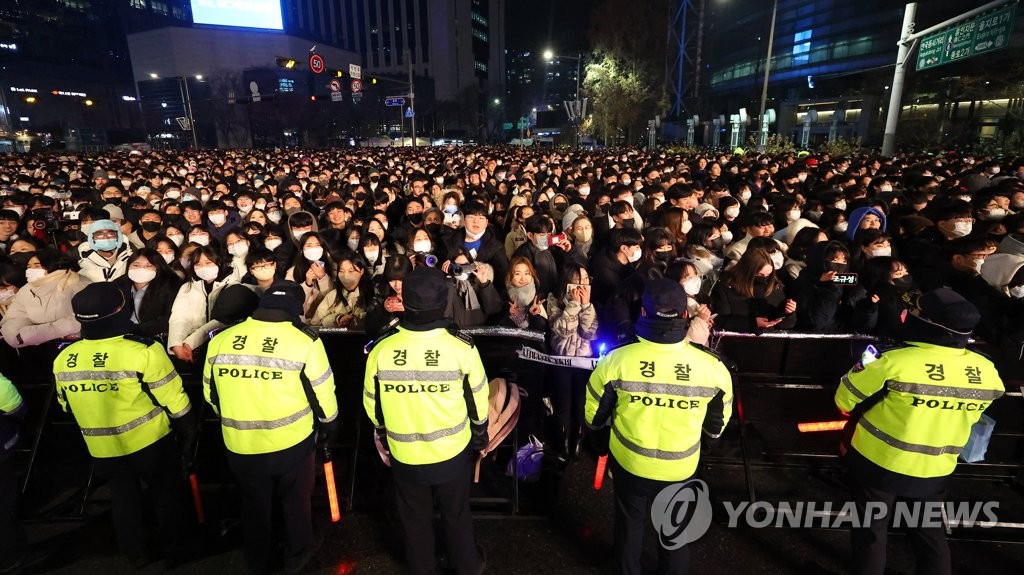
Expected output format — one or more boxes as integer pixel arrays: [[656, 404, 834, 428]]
[[148, 73, 204, 149], [543, 49, 584, 148]]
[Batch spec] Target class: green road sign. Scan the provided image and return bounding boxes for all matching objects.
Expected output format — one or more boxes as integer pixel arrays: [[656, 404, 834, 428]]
[[917, 3, 1017, 71], [502, 122, 514, 130]]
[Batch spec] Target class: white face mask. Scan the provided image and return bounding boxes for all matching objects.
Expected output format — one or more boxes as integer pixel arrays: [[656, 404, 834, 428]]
[[682, 277, 702, 296], [834, 200, 847, 211], [786, 209, 801, 223], [867, 246, 892, 258], [364, 249, 380, 263], [627, 246, 642, 263], [724, 206, 740, 219], [252, 266, 276, 281], [879, 184, 893, 192], [128, 267, 157, 284], [264, 238, 283, 251], [413, 240, 432, 253], [738, 191, 752, 203], [167, 234, 184, 246], [990, 166, 1001, 175], [834, 221, 849, 233], [190, 234, 210, 246], [303, 246, 324, 261], [972, 258, 985, 274], [347, 238, 360, 251], [195, 265, 219, 281], [720, 230, 734, 244], [985, 208, 1007, 221], [165, 190, 180, 200], [952, 221, 973, 237], [25, 268, 47, 283], [797, 173, 807, 183], [160, 252, 175, 264], [292, 230, 309, 241], [578, 186, 590, 197], [0, 287, 16, 304], [268, 211, 283, 223], [209, 213, 227, 226], [1009, 285, 1024, 299], [228, 242, 249, 258], [771, 251, 785, 270]]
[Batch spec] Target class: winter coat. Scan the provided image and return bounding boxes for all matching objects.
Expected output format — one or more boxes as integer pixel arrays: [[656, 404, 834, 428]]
[[167, 277, 237, 352], [546, 294, 599, 357], [77, 245, 132, 283], [443, 227, 509, 288], [710, 278, 796, 334], [1, 270, 89, 348], [504, 225, 528, 259], [285, 266, 334, 321], [114, 273, 182, 338], [310, 286, 369, 329]]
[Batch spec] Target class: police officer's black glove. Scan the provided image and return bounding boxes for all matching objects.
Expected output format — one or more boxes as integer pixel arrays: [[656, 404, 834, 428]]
[[470, 421, 489, 453], [585, 427, 611, 457], [171, 406, 200, 470], [318, 419, 340, 448]]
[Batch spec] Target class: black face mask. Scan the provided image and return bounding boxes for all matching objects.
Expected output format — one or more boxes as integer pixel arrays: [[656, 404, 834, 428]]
[[825, 261, 848, 273], [654, 251, 673, 262], [893, 276, 914, 291], [140, 221, 162, 233], [424, 222, 442, 236], [104, 197, 122, 206], [354, 192, 366, 201], [406, 213, 424, 226], [619, 217, 635, 228]]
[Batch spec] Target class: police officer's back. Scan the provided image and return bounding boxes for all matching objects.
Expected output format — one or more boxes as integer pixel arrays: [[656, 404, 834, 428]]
[[586, 278, 733, 575], [363, 266, 488, 575], [835, 288, 1004, 575], [203, 282, 337, 575], [53, 281, 196, 567]]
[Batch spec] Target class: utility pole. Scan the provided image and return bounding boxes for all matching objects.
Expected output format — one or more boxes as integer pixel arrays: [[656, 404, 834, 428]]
[[407, 49, 416, 147], [757, 0, 778, 147], [179, 77, 198, 149]]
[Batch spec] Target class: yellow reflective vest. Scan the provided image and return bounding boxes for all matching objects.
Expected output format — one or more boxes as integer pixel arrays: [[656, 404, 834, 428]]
[[53, 335, 191, 458], [835, 341, 1004, 478], [363, 327, 488, 466], [203, 318, 337, 455], [586, 338, 733, 482]]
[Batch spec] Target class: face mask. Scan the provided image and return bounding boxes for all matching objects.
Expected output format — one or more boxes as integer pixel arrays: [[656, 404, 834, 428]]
[[0, 288, 15, 304], [140, 221, 161, 233], [627, 247, 642, 263], [165, 190, 181, 199], [292, 230, 308, 241], [303, 246, 324, 261], [25, 268, 47, 283], [786, 209, 801, 223], [879, 184, 893, 192], [534, 235, 550, 251], [738, 191, 752, 203], [834, 200, 847, 211], [825, 262, 849, 274], [268, 211, 282, 223], [724, 206, 740, 219], [578, 186, 590, 197], [720, 230, 734, 245], [413, 240, 432, 253], [255, 202, 267, 210], [1009, 285, 1024, 299], [160, 252, 175, 264], [252, 266, 276, 281], [190, 234, 209, 246], [200, 194, 211, 203], [619, 217, 635, 229], [182, 195, 196, 203], [985, 208, 1007, 220], [128, 267, 157, 284], [771, 252, 785, 270], [682, 277, 702, 296], [990, 167, 1001, 175], [797, 173, 808, 183], [195, 265, 219, 281], [364, 249, 379, 262], [265, 238, 283, 251], [893, 276, 914, 291], [209, 213, 227, 226], [952, 221, 973, 237], [834, 221, 849, 234], [867, 246, 892, 258], [654, 250, 673, 262], [347, 238, 360, 251], [228, 242, 249, 258], [167, 234, 184, 246], [338, 271, 361, 290], [972, 258, 985, 274], [92, 238, 120, 252], [443, 204, 458, 215]]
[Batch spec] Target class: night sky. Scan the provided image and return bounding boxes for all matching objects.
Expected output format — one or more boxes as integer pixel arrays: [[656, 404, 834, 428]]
[[506, 0, 596, 51]]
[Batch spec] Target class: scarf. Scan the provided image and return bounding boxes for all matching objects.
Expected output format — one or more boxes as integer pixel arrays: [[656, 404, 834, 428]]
[[454, 278, 481, 312]]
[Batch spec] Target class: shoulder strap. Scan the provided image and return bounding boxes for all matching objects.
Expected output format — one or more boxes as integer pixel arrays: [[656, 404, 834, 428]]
[[291, 320, 320, 341], [688, 341, 737, 372], [446, 325, 475, 348], [123, 333, 156, 346]]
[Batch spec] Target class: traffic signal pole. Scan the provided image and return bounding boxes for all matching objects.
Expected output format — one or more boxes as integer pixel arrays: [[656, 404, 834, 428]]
[[406, 49, 416, 147]]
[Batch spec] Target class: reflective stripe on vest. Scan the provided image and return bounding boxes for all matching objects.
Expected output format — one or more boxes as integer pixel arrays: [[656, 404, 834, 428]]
[[468, 377, 486, 394], [221, 406, 312, 431], [149, 370, 179, 390], [841, 375, 868, 401], [387, 418, 468, 443], [886, 380, 1003, 401], [377, 369, 464, 382], [80, 406, 163, 437], [310, 367, 333, 388], [208, 354, 304, 371], [57, 370, 136, 382], [612, 425, 700, 461], [612, 380, 720, 398], [858, 417, 963, 457]]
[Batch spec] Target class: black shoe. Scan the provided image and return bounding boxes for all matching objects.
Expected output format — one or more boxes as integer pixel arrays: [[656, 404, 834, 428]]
[[284, 531, 323, 575]]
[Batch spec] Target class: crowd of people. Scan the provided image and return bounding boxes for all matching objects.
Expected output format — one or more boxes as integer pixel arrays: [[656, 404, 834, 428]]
[[0, 146, 1023, 416]]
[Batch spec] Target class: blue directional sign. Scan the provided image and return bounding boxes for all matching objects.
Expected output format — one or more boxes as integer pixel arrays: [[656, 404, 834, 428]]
[[385, 97, 406, 107]]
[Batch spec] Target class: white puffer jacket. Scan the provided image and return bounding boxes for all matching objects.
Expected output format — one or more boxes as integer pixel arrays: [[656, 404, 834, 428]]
[[167, 277, 236, 352], [1, 270, 89, 348]]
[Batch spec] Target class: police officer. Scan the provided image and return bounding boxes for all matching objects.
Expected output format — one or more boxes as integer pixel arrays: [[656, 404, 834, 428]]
[[203, 282, 337, 575], [586, 278, 733, 575], [363, 266, 489, 575], [0, 370, 27, 571], [53, 281, 197, 567], [836, 288, 1004, 575]]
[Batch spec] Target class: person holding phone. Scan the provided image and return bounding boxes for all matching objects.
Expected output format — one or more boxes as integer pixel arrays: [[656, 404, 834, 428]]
[[792, 241, 878, 333], [285, 232, 335, 322], [711, 247, 797, 333]]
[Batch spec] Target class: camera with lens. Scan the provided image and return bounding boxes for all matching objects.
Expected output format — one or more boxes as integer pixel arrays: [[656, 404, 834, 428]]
[[31, 209, 60, 233], [413, 252, 438, 268], [448, 261, 476, 277]]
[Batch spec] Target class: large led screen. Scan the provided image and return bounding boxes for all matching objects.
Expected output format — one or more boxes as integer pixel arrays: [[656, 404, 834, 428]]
[[190, 0, 284, 30]]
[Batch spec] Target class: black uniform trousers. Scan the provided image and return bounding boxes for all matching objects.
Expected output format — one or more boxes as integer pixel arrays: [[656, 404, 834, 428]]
[[849, 476, 951, 575], [93, 434, 188, 561], [611, 458, 689, 575], [0, 449, 23, 560], [226, 433, 316, 574], [393, 452, 479, 575], [550, 367, 589, 431]]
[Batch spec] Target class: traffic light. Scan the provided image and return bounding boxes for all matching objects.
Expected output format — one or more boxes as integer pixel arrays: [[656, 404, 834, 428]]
[[330, 69, 344, 78], [371, 77, 378, 84], [276, 56, 297, 69]]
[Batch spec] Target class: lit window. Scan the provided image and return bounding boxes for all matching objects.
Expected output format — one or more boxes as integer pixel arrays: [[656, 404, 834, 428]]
[[793, 30, 812, 65], [130, 0, 147, 9]]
